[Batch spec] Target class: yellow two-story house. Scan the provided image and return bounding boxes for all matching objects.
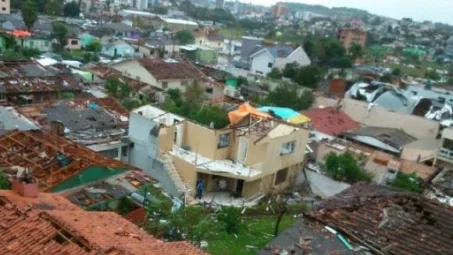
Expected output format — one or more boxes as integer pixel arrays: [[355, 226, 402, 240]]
[[131, 105, 309, 201]]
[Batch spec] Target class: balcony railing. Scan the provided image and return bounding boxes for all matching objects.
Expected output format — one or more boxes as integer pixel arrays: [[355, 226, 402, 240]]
[[438, 148, 453, 160]]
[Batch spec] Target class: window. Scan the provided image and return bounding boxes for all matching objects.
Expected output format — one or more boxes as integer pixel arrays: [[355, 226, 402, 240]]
[[1, 7, 5, 11], [218, 133, 230, 148], [275, 168, 288, 185], [162, 82, 168, 89], [44, 41, 49, 47], [205, 87, 213, 94], [100, 148, 119, 158], [181, 80, 188, 86], [71, 40, 78, 45], [29, 41, 34, 47], [256, 71, 263, 74], [280, 141, 295, 155], [121, 146, 128, 157], [268, 62, 273, 68]]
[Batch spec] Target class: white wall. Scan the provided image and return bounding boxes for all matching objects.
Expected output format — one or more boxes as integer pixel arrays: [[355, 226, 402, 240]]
[[275, 46, 311, 70], [111, 60, 158, 88], [250, 51, 274, 76]]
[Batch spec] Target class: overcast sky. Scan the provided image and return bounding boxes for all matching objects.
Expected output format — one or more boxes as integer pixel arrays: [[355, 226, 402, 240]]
[[248, 0, 453, 24]]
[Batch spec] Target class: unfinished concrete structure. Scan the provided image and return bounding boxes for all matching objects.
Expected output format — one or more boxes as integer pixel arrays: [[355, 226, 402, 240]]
[[130, 105, 309, 206]]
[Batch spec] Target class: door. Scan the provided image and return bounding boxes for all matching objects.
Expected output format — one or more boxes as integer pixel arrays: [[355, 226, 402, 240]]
[[237, 137, 248, 164], [235, 180, 244, 195]]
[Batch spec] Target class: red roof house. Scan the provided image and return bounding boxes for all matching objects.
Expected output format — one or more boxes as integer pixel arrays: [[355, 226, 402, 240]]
[[301, 107, 360, 136]]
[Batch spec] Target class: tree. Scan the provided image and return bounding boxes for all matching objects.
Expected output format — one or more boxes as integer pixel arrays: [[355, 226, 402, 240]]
[[105, 78, 131, 99], [324, 152, 373, 183], [267, 68, 282, 79], [282, 62, 299, 79], [21, 0, 38, 31], [293, 66, 323, 88], [153, 6, 168, 15], [425, 70, 440, 81], [175, 30, 194, 45], [333, 56, 353, 69], [46, 0, 63, 16], [349, 43, 363, 60], [303, 40, 315, 60], [52, 22, 68, 50], [85, 41, 102, 52], [391, 172, 422, 193], [63, 1, 80, 17], [265, 84, 314, 110]]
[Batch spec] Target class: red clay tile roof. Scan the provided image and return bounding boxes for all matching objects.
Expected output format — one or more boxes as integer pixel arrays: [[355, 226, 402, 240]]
[[0, 130, 134, 191], [0, 190, 207, 255], [137, 58, 200, 81], [301, 107, 359, 136], [306, 183, 453, 255]]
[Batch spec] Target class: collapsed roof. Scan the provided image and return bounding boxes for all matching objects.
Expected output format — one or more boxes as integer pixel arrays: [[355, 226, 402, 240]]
[[0, 130, 132, 191], [306, 183, 453, 255]]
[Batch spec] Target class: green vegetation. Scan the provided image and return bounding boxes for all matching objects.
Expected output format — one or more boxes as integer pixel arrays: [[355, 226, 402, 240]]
[[175, 30, 195, 45], [324, 152, 373, 183], [257, 84, 314, 111], [207, 216, 296, 255], [282, 63, 323, 88], [162, 84, 230, 129], [52, 22, 68, 50], [391, 172, 423, 193], [85, 41, 102, 52], [218, 28, 245, 39], [21, 0, 38, 31], [179, 0, 235, 24], [0, 170, 11, 189], [63, 1, 80, 17], [104, 78, 149, 110]]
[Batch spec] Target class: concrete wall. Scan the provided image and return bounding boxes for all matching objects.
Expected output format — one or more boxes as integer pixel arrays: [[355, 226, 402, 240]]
[[314, 97, 440, 139], [182, 121, 231, 160], [128, 112, 181, 197], [172, 156, 197, 196]]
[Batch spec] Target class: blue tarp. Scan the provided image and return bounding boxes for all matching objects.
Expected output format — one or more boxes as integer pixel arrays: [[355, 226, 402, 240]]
[[258, 106, 300, 120]]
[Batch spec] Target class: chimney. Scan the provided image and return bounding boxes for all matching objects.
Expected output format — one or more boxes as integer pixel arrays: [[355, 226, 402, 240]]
[[11, 170, 38, 198]]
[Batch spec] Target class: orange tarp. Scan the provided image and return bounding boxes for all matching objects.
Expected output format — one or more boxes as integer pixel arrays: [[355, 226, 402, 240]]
[[228, 102, 272, 125], [11, 30, 31, 37]]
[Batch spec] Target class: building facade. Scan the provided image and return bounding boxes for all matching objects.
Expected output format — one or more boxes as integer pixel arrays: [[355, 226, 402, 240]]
[[271, 2, 288, 18], [338, 28, 367, 51]]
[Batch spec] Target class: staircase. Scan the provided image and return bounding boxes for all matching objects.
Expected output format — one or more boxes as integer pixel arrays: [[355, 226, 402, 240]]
[[160, 153, 196, 205]]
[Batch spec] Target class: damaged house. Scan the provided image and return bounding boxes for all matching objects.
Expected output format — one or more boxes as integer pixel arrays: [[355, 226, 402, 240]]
[[16, 97, 131, 162], [128, 104, 309, 206], [0, 61, 83, 104], [305, 182, 453, 255]]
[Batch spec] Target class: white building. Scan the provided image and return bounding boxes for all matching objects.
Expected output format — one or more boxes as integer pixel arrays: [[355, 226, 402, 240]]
[[249, 45, 311, 76]]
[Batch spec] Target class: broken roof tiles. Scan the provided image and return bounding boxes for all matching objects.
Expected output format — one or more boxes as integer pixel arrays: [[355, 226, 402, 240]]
[[307, 183, 453, 255], [0, 130, 132, 191], [137, 58, 200, 81], [301, 107, 360, 136], [0, 190, 206, 255]]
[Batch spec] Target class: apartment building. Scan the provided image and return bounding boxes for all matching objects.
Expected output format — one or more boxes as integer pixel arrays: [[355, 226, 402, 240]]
[[271, 2, 288, 18], [129, 105, 309, 204], [338, 28, 367, 51]]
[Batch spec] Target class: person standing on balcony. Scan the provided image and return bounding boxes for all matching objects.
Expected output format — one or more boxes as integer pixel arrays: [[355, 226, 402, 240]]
[[196, 179, 205, 199]]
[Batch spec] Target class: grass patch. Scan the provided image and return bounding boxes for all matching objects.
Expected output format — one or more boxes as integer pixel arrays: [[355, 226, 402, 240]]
[[219, 28, 245, 39], [381, 63, 425, 78], [206, 216, 297, 255]]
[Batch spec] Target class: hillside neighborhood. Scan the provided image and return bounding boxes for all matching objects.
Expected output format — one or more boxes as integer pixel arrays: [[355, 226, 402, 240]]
[[1, 0, 453, 254]]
